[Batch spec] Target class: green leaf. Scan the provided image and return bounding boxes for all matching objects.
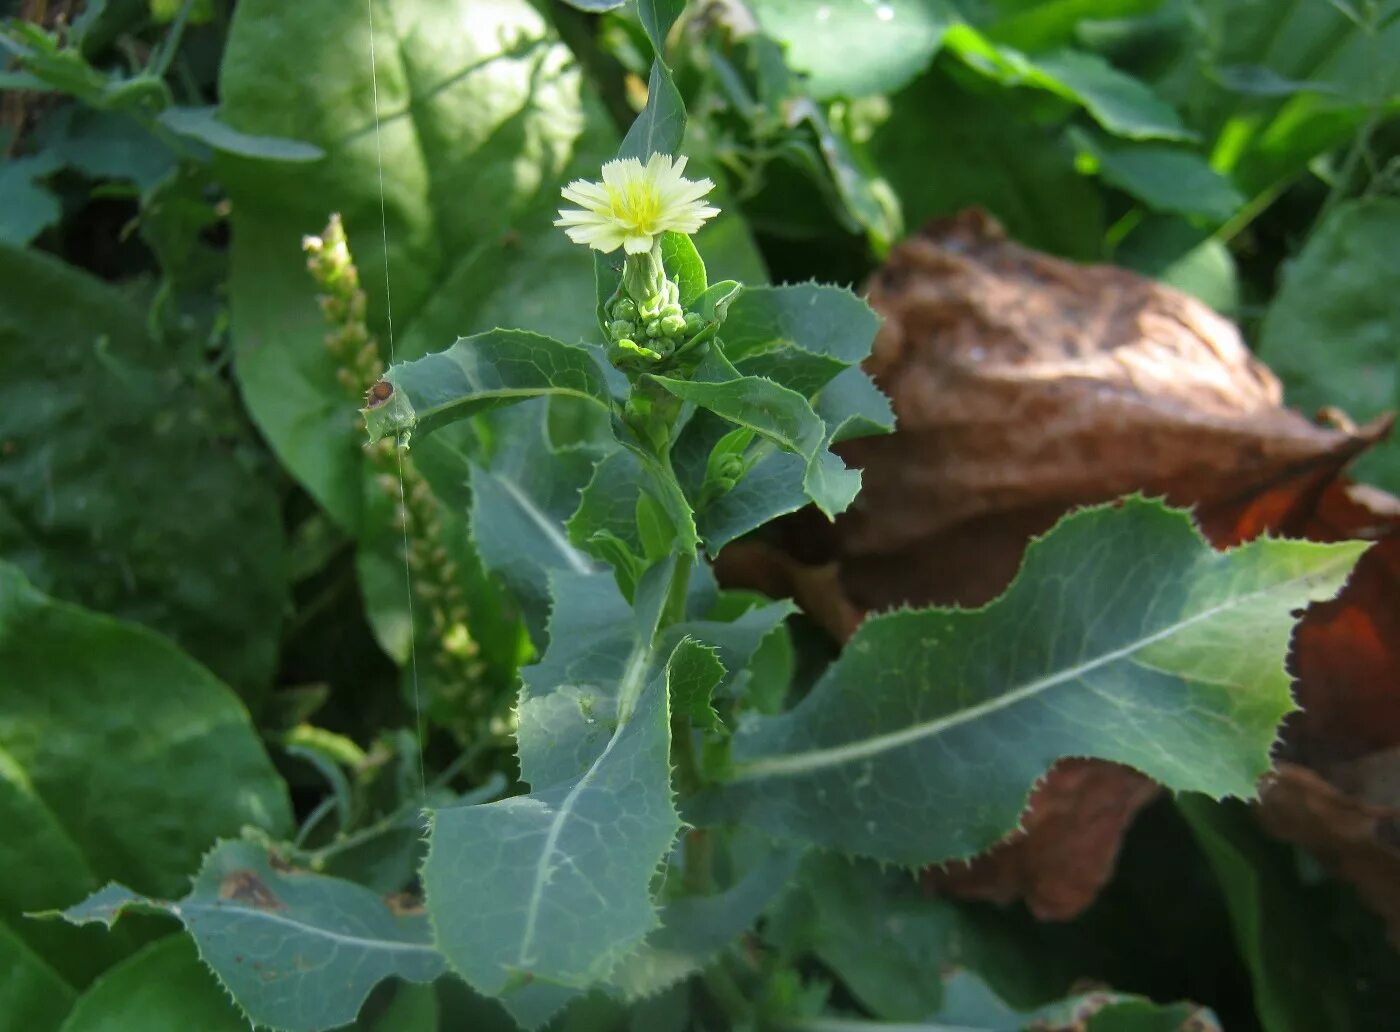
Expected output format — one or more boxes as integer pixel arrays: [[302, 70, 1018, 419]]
[[55, 840, 446, 1032], [1178, 797, 1361, 1032], [766, 853, 958, 1020], [606, 838, 804, 1000], [1033, 48, 1191, 140], [723, 283, 881, 397], [660, 230, 707, 307], [1187, 1, 1400, 196], [422, 639, 699, 1002], [0, 744, 139, 985], [1069, 128, 1244, 222], [942, 26, 1190, 141], [1257, 198, 1400, 494], [568, 449, 649, 571], [0, 563, 292, 898], [56, 936, 246, 1032], [637, 0, 686, 54], [705, 498, 1364, 865], [364, 330, 613, 446], [218, 0, 615, 529], [0, 154, 60, 244], [1114, 215, 1240, 315], [0, 242, 285, 697], [621, 59, 686, 163], [815, 365, 896, 444], [0, 923, 72, 1032], [668, 640, 726, 731], [469, 404, 603, 648], [156, 105, 324, 161], [515, 565, 673, 788], [923, 970, 1218, 1032], [872, 66, 1104, 260], [983, 0, 1168, 52], [650, 359, 860, 519], [748, 0, 956, 99]]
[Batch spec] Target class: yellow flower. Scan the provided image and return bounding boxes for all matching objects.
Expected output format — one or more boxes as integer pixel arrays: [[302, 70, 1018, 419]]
[[556, 154, 720, 254]]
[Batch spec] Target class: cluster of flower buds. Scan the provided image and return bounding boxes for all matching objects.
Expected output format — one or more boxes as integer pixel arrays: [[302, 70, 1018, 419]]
[[606, 278, 705, 366], [303, 214, 382, 397]]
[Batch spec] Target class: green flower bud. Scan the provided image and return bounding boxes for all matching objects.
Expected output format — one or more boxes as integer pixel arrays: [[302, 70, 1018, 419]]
[[608, 319, 636, 340], [611, 298, 638, 321], [615, 338, 663, 361], [682, 312, 705, 336], [645, 319, 663, 338], [660, 313, 687, 337]]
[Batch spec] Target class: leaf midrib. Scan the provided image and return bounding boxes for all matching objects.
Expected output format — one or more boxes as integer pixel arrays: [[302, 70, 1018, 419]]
[[177, 901, 439, 955], [730, 555, 1352, 781]]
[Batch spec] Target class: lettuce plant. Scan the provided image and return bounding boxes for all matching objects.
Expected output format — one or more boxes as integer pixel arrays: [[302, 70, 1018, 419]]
[[38, 4, 1373, 1031]]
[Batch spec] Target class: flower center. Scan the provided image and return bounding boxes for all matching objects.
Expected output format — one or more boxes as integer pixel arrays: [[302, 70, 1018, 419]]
[[608, 180, 662, 231]]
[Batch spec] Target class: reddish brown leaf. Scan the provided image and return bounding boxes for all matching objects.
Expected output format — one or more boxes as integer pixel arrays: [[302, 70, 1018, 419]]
[[925, 759, 1160, 921], [1257, 763, 1400, 946], [838, 208, 1386, 611]]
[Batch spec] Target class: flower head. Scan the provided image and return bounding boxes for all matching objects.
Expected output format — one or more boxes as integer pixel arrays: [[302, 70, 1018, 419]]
[[556, 153, 719, 254]]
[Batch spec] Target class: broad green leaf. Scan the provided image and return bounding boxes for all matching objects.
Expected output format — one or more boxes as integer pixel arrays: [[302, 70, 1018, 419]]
[[0, 154, 60, 244], [650, 361, 860, 519], [32, 106, 178, 191], [1114, 215, 1240, 315], [515, 564, 674, 788], [567, 449, 649, 570], [706, 498, 1364, 865], [467, 403, 604, 647], [363, 330, 613, 447], [723, 283, 881, 397], [156, 105, 324, 161], [0, 923, 72, 1032], [1186, 0, 1400, 196], [943, 27, 1191, 140], [56, 840, 446, 1032], [218, 0, 615, 529], [1257, 198, 1400, 494], [748, 0, 956, 99], [0, 744, 137, 985], [921, 970, 1217, 1032], [422, 640, 704, 1001], [0, 242, 285, 697], [56, 937, 245, 1032], [606, 839, 804, 999], [1178, 798, 1360, 1032], [983, 0, 1168, 52], [668, 640, 726, 731], [1069, 128, 1244, 221], [766, 853, 959, 1020], [815, 365, 896, 444], [0, 562, 292, 898], [873, 67, 1104, 260]]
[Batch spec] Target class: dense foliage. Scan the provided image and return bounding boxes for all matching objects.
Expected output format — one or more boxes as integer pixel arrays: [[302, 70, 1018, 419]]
[[2, 1, 1399, 1031]]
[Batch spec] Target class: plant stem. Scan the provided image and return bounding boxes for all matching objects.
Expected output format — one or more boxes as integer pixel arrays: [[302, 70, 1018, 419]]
[[702, 956, 753, 1026], [662, 548, 694, 628]]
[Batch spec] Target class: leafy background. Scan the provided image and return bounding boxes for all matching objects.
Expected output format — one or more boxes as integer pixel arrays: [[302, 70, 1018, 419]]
[[2, 0, 1400, 1030]]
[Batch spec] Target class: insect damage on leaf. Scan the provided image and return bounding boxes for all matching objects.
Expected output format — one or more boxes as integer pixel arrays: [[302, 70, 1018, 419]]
[[365, 378, 394, 408], [218, 870, 285, 911]]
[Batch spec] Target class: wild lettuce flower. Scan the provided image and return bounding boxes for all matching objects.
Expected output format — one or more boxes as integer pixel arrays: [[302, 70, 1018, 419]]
[[556, 154, 719, 254]]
